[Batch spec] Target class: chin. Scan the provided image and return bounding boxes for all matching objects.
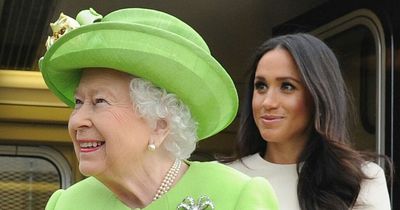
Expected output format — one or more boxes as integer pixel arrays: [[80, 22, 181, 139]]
[[79, 163, 101, 177], [79, 166, 92, 176], [261, 134, 282, 143]]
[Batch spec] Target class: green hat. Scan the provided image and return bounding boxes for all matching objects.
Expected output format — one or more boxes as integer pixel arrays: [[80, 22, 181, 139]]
[[39, 8, 238, 140]]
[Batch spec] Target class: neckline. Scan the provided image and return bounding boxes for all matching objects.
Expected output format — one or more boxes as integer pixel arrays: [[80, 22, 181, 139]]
[[153, 158, 181, 201], [246, 153, 297, 168], [145, 160, 195, 207]]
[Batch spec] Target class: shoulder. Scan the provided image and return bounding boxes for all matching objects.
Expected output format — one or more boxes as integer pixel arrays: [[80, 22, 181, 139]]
[[361, 161, 385, 178], [52, 176, 110, 197], [190, 161, 254, 182], [355, 162, 391, 210], [360, 161, 388, 189], [45, 177, 129, 210], [189, 161, 248, 180], [226, 153, 262, 170], [225, 154, 294, 179], [186, 161, 279, 210], [228, 154, 260, 165], [234, 176, 279, 210]]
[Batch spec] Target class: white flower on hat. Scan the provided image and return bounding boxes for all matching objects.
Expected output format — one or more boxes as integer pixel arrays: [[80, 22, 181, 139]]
[[45, 13, 80, 50]]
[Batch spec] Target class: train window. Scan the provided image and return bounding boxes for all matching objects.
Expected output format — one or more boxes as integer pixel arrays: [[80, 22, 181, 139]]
[[0, 156, 59, 210], [325, 26, 376, 150], [312, 9, 385, 159], [0, 145, 72, 210]]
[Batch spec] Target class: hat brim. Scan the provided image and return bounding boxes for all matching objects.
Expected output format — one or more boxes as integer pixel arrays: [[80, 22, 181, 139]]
[[40, 22, 238, 140]]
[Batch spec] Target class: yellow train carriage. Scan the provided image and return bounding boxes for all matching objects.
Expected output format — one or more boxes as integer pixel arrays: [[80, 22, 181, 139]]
[[0, 70, 83, 210]]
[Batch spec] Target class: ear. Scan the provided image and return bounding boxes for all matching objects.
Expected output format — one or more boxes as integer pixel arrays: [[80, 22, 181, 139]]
[[150, 119, 170, 147]]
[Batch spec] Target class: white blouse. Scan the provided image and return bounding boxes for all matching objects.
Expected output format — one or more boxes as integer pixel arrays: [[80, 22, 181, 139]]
[[228, 153, 391, 210]]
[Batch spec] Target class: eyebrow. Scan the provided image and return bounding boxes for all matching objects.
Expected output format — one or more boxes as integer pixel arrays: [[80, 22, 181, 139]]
[[74, 86, 117, 99], [254, 75, 302, 84]]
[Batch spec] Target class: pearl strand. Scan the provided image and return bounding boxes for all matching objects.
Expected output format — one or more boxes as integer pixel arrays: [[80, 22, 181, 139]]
[[153, 159, 181, 201]]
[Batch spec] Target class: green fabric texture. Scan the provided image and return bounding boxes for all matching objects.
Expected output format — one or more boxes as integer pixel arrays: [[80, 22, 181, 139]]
[[39, 8, 238, 140], [45, 161, 279, 210]]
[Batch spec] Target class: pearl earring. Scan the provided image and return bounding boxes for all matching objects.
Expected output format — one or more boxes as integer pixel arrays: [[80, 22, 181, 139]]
[[148, 143, 156, 151]]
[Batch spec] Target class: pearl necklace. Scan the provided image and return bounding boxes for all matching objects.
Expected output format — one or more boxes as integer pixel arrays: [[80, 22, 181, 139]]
[[153, 159, 181, 201]]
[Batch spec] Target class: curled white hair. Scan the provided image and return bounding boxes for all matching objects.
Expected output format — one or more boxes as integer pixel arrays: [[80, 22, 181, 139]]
[[129, 78, 197, 159]]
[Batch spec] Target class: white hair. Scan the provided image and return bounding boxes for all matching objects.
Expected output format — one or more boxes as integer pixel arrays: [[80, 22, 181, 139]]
[[129, 78, 197, 159]]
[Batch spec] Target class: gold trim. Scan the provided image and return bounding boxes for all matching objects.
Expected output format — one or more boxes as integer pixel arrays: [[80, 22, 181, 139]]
[[0, 69, 70, 126], [0, 69, 67, 107], [0, 70, 70, 143], [0, 181, 59, 192], [0, 104, 70, 123], [0, 70, 47, 89], [0, 122, 70, 142]]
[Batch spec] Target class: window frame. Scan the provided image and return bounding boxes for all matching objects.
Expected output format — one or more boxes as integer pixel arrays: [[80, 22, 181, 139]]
[[311, 9, 386, 165], [0, 145, 72, 188]]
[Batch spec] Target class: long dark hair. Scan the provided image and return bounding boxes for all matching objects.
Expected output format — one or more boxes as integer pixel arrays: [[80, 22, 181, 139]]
[[225, 33, 387, 209]]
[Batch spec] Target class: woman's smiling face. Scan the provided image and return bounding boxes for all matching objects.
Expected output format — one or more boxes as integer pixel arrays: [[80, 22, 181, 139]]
[[68, 68, 152, 176], [252, 48, 314, 148]]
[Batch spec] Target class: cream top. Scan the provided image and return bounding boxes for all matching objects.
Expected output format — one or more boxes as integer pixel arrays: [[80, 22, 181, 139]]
[[228, 153, 391, 210]]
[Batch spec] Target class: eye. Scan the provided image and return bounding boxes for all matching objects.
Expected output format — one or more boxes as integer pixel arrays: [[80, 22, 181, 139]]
[[254, 81, 268, 92], [75, 98, 82, 104], [95, 98, 109, 105], [74, 98, 83, 109], [281, 82, 295, 92]]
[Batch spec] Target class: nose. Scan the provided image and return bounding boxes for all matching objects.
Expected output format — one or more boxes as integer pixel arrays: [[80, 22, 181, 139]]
[[261, 89, 279, 110], [68, 103, 93, 132]]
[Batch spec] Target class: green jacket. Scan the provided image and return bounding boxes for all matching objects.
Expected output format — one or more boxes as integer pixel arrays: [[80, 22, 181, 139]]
[[45, 161, 279, 210]]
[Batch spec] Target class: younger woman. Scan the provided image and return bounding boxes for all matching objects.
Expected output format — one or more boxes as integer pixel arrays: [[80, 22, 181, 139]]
[[227, 33, 391, 210]]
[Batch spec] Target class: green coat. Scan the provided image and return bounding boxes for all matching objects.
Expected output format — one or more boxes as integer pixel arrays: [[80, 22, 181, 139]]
[[45, 161, 279, 210]]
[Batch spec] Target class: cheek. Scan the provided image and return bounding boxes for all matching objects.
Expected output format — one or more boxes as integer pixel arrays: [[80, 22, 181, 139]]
[[67, 113, 78, 140], [293, 98, 308, 114], [67, 120, 80, 158], [107, 109, 151, 137], [251, 94, 262, 114], [108, 109, 144, 128], [291, 94, 313, 124], [109, 110, 132, 126]]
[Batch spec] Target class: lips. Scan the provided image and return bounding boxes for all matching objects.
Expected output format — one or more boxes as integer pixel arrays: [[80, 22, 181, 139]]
[[262, 114, 283, 119], [77, 139, 105, 153], [260, 114, 284, 125]]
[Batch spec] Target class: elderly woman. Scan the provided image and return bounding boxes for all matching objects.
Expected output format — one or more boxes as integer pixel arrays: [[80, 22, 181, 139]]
[[40, 8, 278, 210]]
